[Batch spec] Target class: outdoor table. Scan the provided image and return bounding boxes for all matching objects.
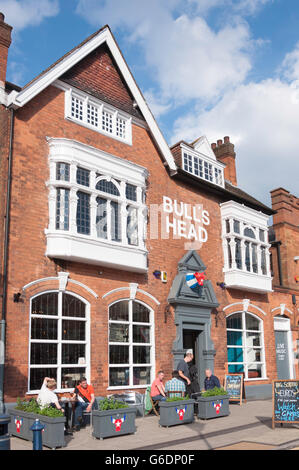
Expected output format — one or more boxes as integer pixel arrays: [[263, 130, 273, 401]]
[[59, 397, 77, 431]]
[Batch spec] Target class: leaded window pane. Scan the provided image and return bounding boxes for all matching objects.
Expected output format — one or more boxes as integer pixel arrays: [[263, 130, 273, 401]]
[[133, 325, 150, 343], [30, 368, 57, 392], [109, 367, 129, 387], [109, 324, 129, 343], [87, 103, 99, 127], [133, 303, 150, 323], [133, 346, 151, 364], [102, 110, 113, 133], [62, 344, 86, 364], [62, 294, 86, 318], [56, 188, 70, 230], [32, 293, 58, 316], [96, 197, 107, 239], [109, 301, 129, 322], [56, 162, 70, 181], [111, 200, 121, 242], [30, 343, 57, 365], [109, 345, 129, 364], [96, 179, 120, 196], [62, 320, 85, 341], [127, 205, 138, 245], [226, 313, 242, 330], [133, 367, 151, 385], [71, 96, 83, 121], [76, 191, 90, 235], [61, 368, 86, 389], [76, 167, 90, 187], [126, 183, 137, 201]]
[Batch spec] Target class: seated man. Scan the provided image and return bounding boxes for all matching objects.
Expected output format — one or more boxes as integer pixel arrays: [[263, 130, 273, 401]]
[[37, 377, 65, 413], [165, 370, 186, 398], [73, 377, 96, 431], [204, 369, 221, 390], [150, 370, 166, 402]]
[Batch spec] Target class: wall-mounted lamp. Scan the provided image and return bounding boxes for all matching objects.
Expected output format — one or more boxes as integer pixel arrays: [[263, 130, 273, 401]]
[[216, 282, 227, 290], [13, 292, 22, 303]]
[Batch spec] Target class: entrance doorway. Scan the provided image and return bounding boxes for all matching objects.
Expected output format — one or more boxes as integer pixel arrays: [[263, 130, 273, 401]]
[[183, 329, 203, 388], [274, 316, 294, 380]]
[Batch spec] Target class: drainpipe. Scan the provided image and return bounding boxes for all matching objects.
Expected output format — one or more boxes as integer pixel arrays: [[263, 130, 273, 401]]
[[271, 240, 283, 287], [0, 107, 14, 414]]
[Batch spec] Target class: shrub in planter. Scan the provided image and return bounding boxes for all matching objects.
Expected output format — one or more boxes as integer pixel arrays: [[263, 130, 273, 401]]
[[92, 398, 137, 440], [196, 387, 230, 420], [159, 396, 195, 427], [8, 398, 66, 449]]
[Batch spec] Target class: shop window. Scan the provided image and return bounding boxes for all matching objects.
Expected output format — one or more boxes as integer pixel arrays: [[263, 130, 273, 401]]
[[108, 300, 154, 389], [29, 292, 89, 392], [226, 311, 266, 380]]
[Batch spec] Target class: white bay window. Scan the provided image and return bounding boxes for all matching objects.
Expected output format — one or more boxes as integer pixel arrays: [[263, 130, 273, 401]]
[[45, 138, 148, 273], [220, 201, 272, 293]]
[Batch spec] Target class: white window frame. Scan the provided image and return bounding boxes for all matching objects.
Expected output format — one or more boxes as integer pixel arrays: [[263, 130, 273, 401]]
[[220, 201, 272, 292], [45, 138, 148, 273], [226, 311, 267, 381], [181, 145, 225, 188], [107, 299, 155, 390], [28, 290, 91, 394], [64, 86, 132, 145]]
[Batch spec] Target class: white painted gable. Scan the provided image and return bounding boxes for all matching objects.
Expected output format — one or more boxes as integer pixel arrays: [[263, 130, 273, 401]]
[[192, 135, 217, 161]]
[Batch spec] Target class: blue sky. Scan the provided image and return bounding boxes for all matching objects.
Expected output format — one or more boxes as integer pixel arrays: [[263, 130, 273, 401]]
[[1, 0, 298, 207]]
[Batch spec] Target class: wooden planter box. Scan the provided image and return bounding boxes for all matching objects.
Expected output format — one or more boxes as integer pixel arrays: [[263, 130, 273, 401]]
[[92, 406, 137, 440], [159, 399, 195, 427], [196, 395, 230, 420], [8, 408, 66, 449]]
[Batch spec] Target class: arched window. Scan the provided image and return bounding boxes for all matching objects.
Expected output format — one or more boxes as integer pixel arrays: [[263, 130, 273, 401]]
[[226, 311, 266, 380], [29, 291, 89, 392], [108, 300, 154, 388]]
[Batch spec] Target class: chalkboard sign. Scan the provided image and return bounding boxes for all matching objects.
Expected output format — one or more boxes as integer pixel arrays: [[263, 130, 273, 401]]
[[272, 380, 299, 429], [224, 374, 245, 405]]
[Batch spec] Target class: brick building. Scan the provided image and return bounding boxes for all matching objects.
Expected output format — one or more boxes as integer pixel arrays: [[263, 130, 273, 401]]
[[0, 14, 298, 409]]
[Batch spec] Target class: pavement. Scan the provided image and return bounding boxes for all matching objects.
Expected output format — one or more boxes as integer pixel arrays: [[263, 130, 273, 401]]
[[9, 399, 299, 452]]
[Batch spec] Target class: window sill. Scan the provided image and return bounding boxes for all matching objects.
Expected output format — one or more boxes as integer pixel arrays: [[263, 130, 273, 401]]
[[45, 230, 148, 273], [223, 269, 272, 293], [107, 385, 149, 390]]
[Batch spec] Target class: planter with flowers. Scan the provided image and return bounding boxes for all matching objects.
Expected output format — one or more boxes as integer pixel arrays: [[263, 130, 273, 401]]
[[159, 396, 195, 427], [92, 397, 137, 440]]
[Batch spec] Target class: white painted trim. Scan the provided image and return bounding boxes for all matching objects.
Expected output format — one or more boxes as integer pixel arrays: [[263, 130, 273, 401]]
[[22, 275, 98, 298], [271, 305, 293, 316], [102, 285, 160, 305], [6, 27, 177, 173], [223, 301, 267, 316]]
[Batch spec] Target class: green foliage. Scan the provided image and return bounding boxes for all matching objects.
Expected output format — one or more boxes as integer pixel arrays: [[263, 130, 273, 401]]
[[15, 398, 64, 417], [98, 397, 128, 411], [201, 387, 228, 397], [166, 395, 190, 402]]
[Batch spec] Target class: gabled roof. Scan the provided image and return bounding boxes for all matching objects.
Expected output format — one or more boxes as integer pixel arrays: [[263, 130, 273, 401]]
[[6, 25, 177, 174]]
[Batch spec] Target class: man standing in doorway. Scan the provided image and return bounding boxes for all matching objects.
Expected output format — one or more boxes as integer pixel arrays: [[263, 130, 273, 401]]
[[177, 349, 194, 395]]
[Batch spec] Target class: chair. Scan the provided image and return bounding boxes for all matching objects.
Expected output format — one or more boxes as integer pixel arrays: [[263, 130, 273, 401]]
[[149, 395, 160, 416]]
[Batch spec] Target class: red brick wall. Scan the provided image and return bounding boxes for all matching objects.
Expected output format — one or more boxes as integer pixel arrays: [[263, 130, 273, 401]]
[[2, 60, 298, 401]]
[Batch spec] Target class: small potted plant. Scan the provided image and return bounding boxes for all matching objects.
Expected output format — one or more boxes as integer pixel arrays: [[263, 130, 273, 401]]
[[92, 397, 137, 440], [196, 387, 230, 420], [159, 396, 195, 427], [8, 398, 66, 449]]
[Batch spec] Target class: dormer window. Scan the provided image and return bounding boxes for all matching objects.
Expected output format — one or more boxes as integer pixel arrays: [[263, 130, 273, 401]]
[[181, 142, 225, 188], [65, 88, 132, 145]]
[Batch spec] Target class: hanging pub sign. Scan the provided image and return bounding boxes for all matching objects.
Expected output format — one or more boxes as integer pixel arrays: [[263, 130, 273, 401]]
[[272, 380, 299, 429], [186, 272, 206, 296]]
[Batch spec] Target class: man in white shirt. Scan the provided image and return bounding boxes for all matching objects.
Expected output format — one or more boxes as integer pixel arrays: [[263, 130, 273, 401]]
[[37, 377, 64, 412]]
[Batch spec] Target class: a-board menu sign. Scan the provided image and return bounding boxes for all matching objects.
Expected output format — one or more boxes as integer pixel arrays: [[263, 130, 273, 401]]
[[272, 380, 299, 429], [224, 374, 245, 405]]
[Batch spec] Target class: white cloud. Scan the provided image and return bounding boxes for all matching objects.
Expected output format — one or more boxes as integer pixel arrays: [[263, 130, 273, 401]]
[[76, 0, 258, 105], [172, 77, 299, 204], [0, 0, 59, 31]]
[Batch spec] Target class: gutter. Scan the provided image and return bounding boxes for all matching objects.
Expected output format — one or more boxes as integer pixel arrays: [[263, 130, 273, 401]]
[[0, 107, 14, 414]]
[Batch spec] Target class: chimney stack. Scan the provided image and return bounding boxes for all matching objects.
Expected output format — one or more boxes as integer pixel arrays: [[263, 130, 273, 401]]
[[211, 136, 237, 186], [0, 13, 12, 90]]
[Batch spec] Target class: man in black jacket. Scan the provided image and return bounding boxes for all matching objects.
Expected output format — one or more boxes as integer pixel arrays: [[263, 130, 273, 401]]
[[204, 369, 221, 390]]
